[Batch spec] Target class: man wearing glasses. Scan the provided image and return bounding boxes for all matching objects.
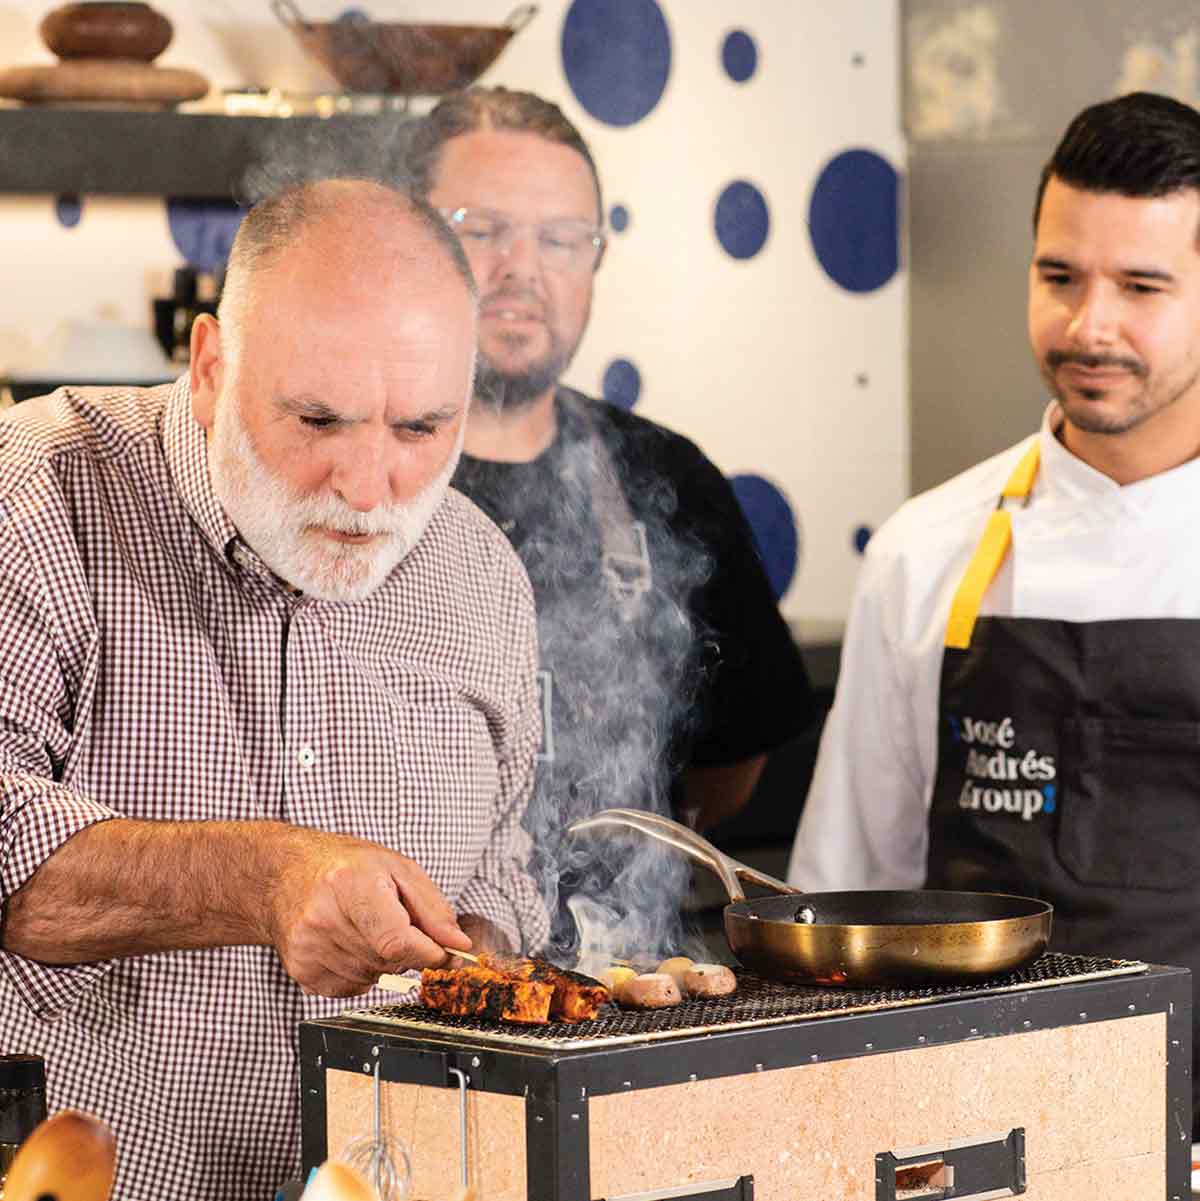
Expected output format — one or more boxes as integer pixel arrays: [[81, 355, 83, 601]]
[[408, 87, 812, 961]]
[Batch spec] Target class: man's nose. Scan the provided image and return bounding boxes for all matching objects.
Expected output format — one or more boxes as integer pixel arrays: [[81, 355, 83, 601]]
[[331, 433, 394, 513], [1066, 284, 1117, 346], [497, 224, 542, 280]]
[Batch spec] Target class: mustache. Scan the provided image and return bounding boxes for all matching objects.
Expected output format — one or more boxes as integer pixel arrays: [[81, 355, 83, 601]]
[[482, 286, 544, 309], [1045, 349, 1148, 378], [292, 492, 410, 538]]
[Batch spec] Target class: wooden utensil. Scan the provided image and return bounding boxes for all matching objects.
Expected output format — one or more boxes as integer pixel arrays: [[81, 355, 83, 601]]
[[2, 1110, 116, 1201]]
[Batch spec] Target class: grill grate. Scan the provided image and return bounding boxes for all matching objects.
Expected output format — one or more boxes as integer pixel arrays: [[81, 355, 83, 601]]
[[344, 952, 1147, 1050]]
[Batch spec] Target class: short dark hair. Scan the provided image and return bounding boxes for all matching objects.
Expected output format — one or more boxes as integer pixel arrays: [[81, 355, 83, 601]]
[[1033, 91, 1200, 233], [407, 85, 603, 217]]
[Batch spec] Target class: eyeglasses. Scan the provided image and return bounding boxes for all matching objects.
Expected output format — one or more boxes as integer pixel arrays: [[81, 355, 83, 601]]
[[439, 207, 606, 273]]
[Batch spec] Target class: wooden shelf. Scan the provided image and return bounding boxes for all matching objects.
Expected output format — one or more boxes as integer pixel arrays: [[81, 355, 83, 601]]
[[0, 106, 413, 199]]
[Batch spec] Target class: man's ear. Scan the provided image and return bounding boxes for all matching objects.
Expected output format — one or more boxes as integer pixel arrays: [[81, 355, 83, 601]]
[[190, 314, 224, 431]]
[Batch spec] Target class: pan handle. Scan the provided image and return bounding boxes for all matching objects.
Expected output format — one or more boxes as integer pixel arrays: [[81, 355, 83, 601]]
[[566, 808, 802, 903], [568, 808, 745, 901]]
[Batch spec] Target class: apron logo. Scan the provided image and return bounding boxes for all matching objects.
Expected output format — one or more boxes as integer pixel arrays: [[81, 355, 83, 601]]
[[951, 713, 1058, 821]]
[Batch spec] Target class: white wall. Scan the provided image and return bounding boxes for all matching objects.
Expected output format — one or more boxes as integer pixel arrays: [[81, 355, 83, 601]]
[[0, 0, 908, 623]]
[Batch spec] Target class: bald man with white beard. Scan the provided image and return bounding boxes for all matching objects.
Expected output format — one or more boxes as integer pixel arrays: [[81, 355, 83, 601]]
[[0, 179, 546, 1200]]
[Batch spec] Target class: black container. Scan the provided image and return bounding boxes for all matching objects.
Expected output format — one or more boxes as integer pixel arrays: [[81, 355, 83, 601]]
[[0, 1053, 47, 1153]]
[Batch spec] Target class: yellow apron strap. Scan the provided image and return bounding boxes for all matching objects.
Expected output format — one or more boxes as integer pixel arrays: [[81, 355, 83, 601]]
[[944, 441, 1041, 650]]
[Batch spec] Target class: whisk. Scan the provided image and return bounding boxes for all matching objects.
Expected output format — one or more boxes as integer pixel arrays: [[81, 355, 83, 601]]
[[339, 1061, 411, 1201]]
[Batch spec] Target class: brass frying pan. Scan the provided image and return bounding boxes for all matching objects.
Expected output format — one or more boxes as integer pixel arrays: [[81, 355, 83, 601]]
[[566, 808, 1052, 987]]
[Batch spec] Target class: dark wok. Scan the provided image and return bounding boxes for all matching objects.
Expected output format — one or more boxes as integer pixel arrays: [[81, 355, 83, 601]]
[[566, 809, 1052, 987]]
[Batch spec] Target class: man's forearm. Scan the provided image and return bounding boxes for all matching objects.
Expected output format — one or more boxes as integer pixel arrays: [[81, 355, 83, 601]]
[[1, 818, 298, 963]]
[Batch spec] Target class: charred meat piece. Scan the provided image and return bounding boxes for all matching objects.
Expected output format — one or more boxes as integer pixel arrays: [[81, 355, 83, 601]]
[[420, 964, 553, 1025], [479, 954, 611, 1023]]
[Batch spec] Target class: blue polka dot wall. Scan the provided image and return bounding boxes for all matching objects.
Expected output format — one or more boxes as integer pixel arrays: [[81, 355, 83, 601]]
[[730, 474, 801, 602], [55, 196, 83, 230], [553, 0, 907, 621], [166, 201, 245, 275], [562, 0, 672, 127]]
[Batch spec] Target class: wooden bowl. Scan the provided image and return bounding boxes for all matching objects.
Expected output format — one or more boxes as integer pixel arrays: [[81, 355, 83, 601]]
[[274, 3, 537, 96], [41, 2, 173, 63]]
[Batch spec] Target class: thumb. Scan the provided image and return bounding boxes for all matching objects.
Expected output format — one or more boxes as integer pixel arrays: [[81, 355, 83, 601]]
[[390, 863, 471, 950]]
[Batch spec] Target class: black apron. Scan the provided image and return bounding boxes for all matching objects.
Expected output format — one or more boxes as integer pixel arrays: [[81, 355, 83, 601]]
[[926, 440, 1200, 1138]]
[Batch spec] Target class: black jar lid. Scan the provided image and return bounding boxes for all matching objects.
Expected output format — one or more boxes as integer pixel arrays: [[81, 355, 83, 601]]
[[0, 1055, 45, 1091]]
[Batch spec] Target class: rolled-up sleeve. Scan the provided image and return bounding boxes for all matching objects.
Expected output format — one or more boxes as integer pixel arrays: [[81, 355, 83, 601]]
[[0, 492, 119, 1016]]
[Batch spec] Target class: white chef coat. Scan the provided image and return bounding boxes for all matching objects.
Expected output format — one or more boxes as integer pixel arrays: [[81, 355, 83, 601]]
[[788, 401, 1200, 890]]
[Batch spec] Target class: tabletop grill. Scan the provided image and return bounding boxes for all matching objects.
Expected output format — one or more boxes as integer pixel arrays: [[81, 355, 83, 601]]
[[302, 956, 1190, 1200], [343, 952, 1148, 1050]]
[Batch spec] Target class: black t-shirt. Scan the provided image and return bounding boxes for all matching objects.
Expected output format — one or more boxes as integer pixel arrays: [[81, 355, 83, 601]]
[[452, 389, 813, 954]]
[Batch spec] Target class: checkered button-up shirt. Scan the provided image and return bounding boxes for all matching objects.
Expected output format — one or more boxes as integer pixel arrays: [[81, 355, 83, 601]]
[[0, 380, 547, 1200]]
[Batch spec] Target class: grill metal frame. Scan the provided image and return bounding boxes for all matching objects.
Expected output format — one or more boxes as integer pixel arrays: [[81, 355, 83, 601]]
[[301, 961, 1192, 1201], [342, 952, 1148, 1051]]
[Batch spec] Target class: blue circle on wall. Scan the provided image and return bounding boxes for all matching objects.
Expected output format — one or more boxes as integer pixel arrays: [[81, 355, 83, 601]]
[[853, 525, 873, 554], [55, 195, 82, 229], [562, 0, 671, 127], [167, 200, 244, 273], [715, 180, 770, 260], [809, 148, 899, 293], [603, 358, 641, 410], [722, 30, 757, 82], [610, 204, 630, 233], [730, 474, 799, 600]]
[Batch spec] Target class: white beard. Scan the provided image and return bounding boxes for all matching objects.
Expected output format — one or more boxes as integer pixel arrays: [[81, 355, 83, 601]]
[[207, 388, 462, 603]]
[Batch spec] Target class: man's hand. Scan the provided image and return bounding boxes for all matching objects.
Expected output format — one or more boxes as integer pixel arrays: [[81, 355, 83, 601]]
[[2, 819, 472, 1000], [264, 828, 473, 997]]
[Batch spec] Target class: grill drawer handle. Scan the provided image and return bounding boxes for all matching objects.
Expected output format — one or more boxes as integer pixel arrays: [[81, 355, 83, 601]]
[[876, 1128, 1026, 1199]]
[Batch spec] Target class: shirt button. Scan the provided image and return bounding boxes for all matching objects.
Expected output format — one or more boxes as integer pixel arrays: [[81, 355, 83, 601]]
[[297, 746, 316, 770]]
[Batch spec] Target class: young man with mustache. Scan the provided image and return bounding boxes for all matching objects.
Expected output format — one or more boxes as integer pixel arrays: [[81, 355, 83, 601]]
[[0, 179, 546, 1199], [788, 91, 1200, 1137], [408, 87, 813, 959]]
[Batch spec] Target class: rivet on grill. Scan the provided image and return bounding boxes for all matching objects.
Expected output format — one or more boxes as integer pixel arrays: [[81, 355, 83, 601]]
[[471, 1056, 481, 1068], [623, 1081, 632, 1089], [810, 1054, 819, 1062], [969, 1028, 978, 1036], [1128, 1004, 1136, 1012], [754, 1063, 764, 1072], [371, 1046, 380, 1057], [535, 1115, 544, 1123], [571, 1113, 580, 1121], [917, 1036, 926, 1043], [864, 1043, 873, 1051], [1079, 1012, 1087, 1021], [1022, 1020, 1031, 1028], [689, 1074, 697, 1083], [361, 1062, 372, 1073]]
